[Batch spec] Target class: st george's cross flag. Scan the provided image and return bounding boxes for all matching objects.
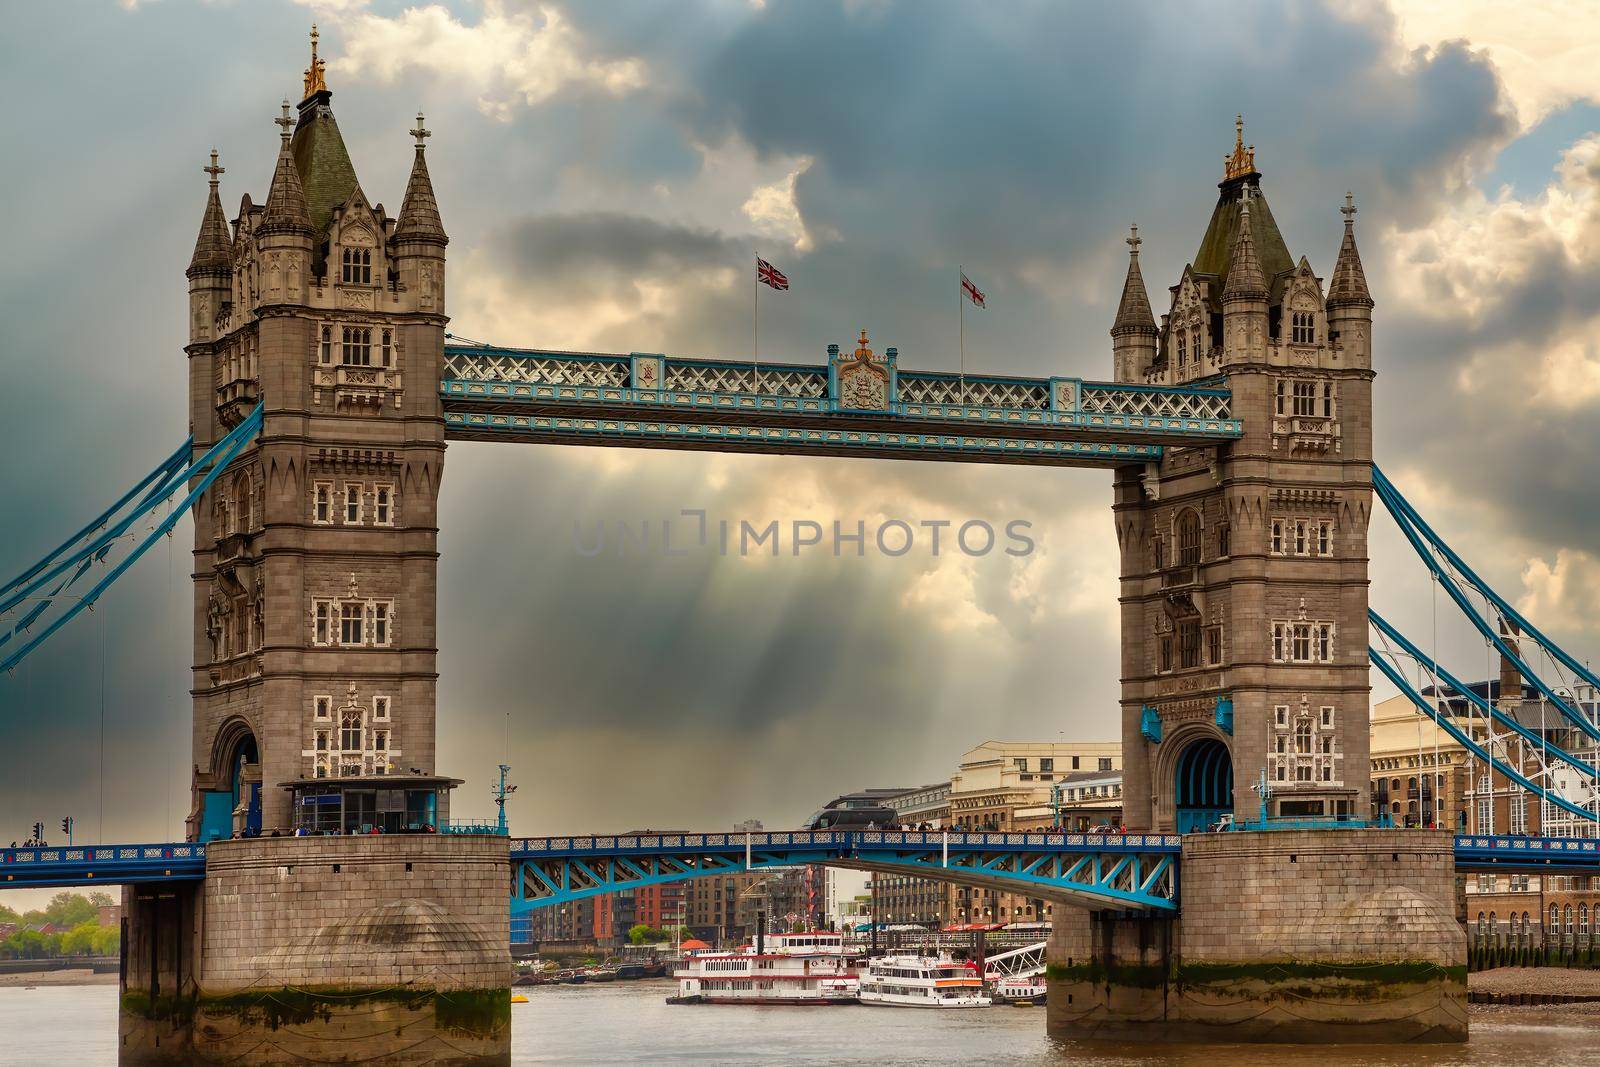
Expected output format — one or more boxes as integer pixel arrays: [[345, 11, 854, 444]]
[[961, 272, 986, 308], [757, 257, 790, 291]]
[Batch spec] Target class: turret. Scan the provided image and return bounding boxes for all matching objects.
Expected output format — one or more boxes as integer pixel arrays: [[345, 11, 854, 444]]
[[392, 113, 448, 316], [1326, 192, 1374, 370], [1111, 224, 1158, 382], [257, 101, 313, 309], [1220, 194, 1268, 365], [187, 150, 233, 345]]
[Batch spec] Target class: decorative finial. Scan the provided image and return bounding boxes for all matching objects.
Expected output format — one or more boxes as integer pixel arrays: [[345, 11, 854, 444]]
[[1126, 223, 1142, 257], [1342, 191, 1357, 224], [411, 112, 431, 152], [203, 149, 225, 188], [1224, 114, 1256, 180], [275, 100, 294, 144], [1235, 113, 1244, 152], [303, 24, 328, 98], [854, 329, 872, 359]]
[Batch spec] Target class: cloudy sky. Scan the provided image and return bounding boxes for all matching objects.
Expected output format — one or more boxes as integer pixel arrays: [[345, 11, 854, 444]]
[[3, 0, 1600, 858]]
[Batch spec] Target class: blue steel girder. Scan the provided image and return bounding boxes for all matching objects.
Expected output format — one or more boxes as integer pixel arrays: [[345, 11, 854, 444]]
[[1455, 834, 1600, 870], [440, 345, 1240, 467], [509, 830, 1180, 913], [1, 843, 207, 889]]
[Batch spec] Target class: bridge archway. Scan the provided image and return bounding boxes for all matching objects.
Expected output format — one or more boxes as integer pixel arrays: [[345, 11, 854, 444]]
[[200, 717, 261, 841], [1173, 736, 1232, 834]]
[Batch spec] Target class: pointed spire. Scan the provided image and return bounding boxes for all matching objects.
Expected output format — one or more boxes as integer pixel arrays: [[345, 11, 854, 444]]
[[1327, 191, 1374, 309], [187, 150, 233, 277], [261, 100, 312, 235], [1222, 193, 1266, 301], [303, 24, 328, 101], [1111, 224, 1156, 335], [395, 112, 447, 243]]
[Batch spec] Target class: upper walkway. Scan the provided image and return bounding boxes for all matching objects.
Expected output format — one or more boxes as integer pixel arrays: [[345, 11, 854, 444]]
[[439, 344, 1242, 466]]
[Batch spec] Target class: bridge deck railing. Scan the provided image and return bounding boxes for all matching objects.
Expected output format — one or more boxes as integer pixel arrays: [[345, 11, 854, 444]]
[[509, 829, 1183, 857]]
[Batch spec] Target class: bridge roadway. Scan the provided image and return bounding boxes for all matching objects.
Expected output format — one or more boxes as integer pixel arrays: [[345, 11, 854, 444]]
[[5, 832, 1596, 906], [438, 344, 1243, 466]]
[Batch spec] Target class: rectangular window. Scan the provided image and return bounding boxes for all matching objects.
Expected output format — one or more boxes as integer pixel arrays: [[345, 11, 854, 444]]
[[1322, 380, 1336, 418], [1271, 519, 1285, 555], [1317, 520, 1332, 556], [1217, 523, 1230, 558], [313, 599, 332, 646], [1292, 624, 1311, 662], [1272, 623, 1286, 662], [314, 695, 332, 720], [341, 326, 372, 367], [1158, 634, 1173, 672], [1315, 623, 1333, 662], [340, 602, 364, 645], [314, 483, 332, 524], [1098, 757, 1112, 771], [374, 695, 390, 721], [345, 483, 363, 524], [1177, 618, 1201, 669], [1206, 625, 1222, 666], [1320, 706, 1334, 729], [341, 247, 372, 286], [319, 326, 332, 366], [1039, 758, 1053, 773], [372, 602, 390, 646], [1274, 380, 1287, 417], [374, 485, 393, 526], [381, 329, 392, 369], [1014, 758, 1028, 772], [1297, 763, 1312, 782], [1292, 380, 1318, 417]]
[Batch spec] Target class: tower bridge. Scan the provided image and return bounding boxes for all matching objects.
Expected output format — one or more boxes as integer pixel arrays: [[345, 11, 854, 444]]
[[10, 34, 1598, 1060]]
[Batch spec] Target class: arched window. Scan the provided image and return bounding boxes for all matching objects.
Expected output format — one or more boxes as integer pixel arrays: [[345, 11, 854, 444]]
[[342, 327, 373, 367], [340, 710, 362, 753], [320, 325, 332, 365], [1566, 904, 1575, 934], [1476, 912, 1485, 936], [1291, 309, 1315, 344], [1295, 720, 1312, 754], [1552, 904, 1561, 932], [1176, 331, 1187, 368], [233, 474, 252, 534], [1408, 777, 1417, 791], [1582, 904, 1590, 938], [1176, 510, 1202, 566], [341, 246, 372, 285]]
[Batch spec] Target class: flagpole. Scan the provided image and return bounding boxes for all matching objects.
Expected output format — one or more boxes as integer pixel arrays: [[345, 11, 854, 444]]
[[958, 265, 966, 406], [754, 253, 760, 400]]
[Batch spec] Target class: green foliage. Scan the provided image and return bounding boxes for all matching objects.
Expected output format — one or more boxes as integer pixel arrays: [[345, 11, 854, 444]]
[[0, 891, 116, 959], [627, 924, 667, 945]]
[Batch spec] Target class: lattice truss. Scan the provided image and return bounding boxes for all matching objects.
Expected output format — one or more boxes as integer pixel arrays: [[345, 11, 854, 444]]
[[898, 375, 1049, 410], [983, 941, 1046, 981], [664, 363, 826, 398], [443, 351, 630, 388], [510, 831, 1179, 912], [1369, 465, 1600, 830], [1079, 385, 1231, 420]]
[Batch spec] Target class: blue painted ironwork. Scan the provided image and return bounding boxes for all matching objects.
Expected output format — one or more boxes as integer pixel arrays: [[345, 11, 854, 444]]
[[1373, 466, 1600, 745], [439, 344, 1241, 465], [1, 404, 265, 672], [509, 830, 1182, 914], [0, 842, 206, 889], [1214, 695, 1234, 735], [1140, 705, 1163, 743], [1454, 834, 1600, 869]]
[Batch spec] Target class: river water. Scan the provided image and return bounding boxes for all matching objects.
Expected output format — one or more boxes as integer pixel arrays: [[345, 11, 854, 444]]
[[3, 981, 1599, 1065]]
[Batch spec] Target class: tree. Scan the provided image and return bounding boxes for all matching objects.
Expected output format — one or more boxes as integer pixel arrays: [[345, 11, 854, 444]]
[[42, 893, 96, 929], [87, 892, 115, 909], [60, 921, 100, 957], [627, 924, 667, 945]]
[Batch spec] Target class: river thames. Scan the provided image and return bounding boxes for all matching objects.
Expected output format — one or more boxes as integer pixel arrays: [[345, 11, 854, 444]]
[[4, 981, 1600, 1065]]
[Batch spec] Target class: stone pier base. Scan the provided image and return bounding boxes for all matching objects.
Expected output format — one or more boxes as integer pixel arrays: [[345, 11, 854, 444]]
[[121, 835, 511, 1065], [1048, 829, 1467, 1043]]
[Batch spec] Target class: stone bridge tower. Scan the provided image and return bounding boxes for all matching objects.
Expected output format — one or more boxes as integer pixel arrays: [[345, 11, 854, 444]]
[[183, 32, 449, 836], [1111, 119, 1375, 833]]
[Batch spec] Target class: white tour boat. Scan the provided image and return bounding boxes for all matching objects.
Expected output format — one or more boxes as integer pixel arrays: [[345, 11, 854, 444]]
[[857, 955, 992, 1008], [993, 974, 1047, 1006], [668, 936, 861, 1006]]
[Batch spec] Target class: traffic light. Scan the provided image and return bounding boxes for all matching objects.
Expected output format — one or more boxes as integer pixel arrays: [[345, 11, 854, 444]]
[[60, 816, 73, 835], [32, 821, 43, 842]]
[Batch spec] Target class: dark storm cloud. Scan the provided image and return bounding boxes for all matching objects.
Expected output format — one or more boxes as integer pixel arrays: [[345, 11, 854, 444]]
[[0, 0, 1570, 839]]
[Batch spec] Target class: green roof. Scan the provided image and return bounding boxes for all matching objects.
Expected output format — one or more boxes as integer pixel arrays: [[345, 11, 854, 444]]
[[291, 93, 360, 235], [1192, 175, 1294, 296]]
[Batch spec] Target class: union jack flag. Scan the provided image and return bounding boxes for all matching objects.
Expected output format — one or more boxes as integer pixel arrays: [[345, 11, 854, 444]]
[[961, 272, 986, 308], [757, 257, 790, 291]]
